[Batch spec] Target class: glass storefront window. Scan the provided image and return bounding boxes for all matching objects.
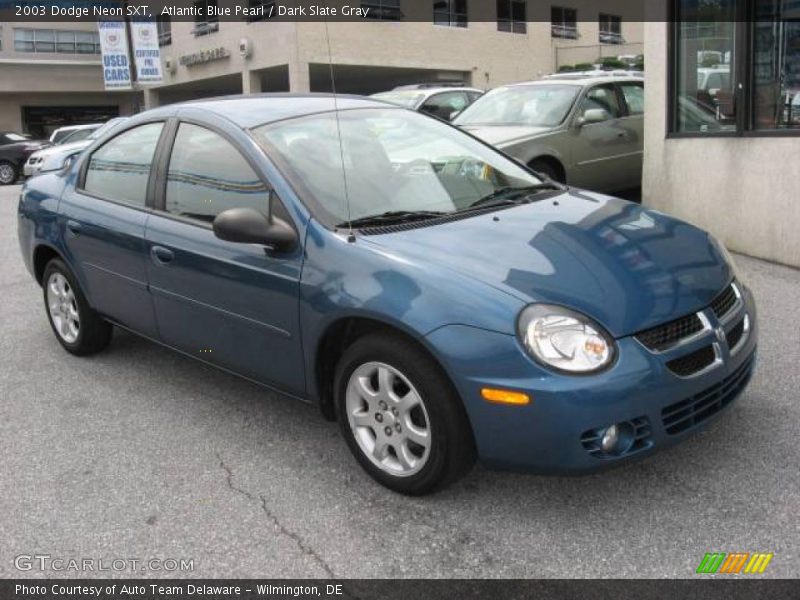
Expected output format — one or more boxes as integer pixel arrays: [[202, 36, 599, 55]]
[[672, 0, 800, 135], [673, 0, 738, 133], [752, 1, 800, 130]]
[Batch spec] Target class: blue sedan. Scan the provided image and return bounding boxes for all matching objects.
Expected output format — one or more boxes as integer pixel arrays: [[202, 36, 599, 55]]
[[17, 94, 757, 495]]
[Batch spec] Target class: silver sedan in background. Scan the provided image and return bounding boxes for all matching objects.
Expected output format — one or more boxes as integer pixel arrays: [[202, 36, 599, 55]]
[[453, 74, 644, 193]]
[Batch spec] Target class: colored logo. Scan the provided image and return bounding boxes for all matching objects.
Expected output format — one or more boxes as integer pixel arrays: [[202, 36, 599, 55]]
[[696, 552, 773, 574]]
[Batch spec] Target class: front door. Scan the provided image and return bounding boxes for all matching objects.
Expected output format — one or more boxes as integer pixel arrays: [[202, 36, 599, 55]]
[[144, 121, 306, 394], [569, 83, 640, 192], [59, 121, 165, 338]]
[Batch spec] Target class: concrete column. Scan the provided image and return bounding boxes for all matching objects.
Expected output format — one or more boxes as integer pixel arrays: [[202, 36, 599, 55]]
[[242, 70, 262, 95], [288, 60, 310, 92], [142, 88, 160, 110]]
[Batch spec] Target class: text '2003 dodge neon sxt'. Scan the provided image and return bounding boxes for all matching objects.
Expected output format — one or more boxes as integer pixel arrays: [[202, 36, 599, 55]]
[[17, 95, 757, 495]]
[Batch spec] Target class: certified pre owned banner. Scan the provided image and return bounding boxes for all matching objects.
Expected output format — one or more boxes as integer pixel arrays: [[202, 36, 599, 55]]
[[131, 20, 163, 84], [98, 21, 132, 90]]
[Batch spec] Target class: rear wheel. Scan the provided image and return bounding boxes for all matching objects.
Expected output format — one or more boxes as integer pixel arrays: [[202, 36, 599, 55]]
[[0, 160, 17, 185], [43, 258, 112, 356], [335, 333, 476, 495]]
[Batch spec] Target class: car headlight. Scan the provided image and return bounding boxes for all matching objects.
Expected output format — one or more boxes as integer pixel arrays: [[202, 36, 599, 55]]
[[517, 304, 616, 374], [709, 234, 738, 274]]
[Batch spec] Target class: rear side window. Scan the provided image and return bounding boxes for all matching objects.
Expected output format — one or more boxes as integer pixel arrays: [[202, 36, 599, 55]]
[[619, 83, 644, 116], [83, 123, 163, 206], [165, 123, 268, 224]]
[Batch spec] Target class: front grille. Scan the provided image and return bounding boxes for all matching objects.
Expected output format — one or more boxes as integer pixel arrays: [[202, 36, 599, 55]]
[[710, 282, 737, 319], [727, 317, 746, 349], [635, 313, 705, 352], [661, 351, 755, 435], [666, 344, 716, 377], [580, 416, 652, 458]]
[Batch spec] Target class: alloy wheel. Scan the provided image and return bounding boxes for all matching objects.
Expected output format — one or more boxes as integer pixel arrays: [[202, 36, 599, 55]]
[[0, 163, 15, 185], [47, 272, 80, 344], [345, 361, 431, 477]]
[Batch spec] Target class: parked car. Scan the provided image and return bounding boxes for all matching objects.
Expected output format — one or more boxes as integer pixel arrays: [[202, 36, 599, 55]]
[[18, 95, 756, 495], [24, 118, 128, 178], [0, 132, 50, 185], [453, 75, 645, 192], [371, 85, 483, 121], [48, 123, 104, 145]]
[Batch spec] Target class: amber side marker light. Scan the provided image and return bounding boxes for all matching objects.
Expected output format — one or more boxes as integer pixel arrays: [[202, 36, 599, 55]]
[[481, 388, 531, 406]]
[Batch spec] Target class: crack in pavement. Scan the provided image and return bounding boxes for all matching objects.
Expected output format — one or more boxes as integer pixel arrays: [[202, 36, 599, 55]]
[[215, 451, 338, 579]]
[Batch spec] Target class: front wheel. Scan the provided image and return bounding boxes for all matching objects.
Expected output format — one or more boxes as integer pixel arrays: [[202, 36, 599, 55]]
[[43, 258, 112, 356], [335, 333, 476, 495], [0, 160, 17, 185]]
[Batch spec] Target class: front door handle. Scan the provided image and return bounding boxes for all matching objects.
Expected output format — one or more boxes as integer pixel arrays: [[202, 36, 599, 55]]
[[65, 220, 82, 236], [150, 245, 174, 265]]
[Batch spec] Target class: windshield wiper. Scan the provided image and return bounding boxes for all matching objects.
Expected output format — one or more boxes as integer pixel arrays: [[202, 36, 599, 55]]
[[339, 210, 448, 229], [463, 183, 562, 211]]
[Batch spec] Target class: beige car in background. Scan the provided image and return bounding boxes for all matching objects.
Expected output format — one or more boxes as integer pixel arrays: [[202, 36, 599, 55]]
[[453, 74, 644, 193]]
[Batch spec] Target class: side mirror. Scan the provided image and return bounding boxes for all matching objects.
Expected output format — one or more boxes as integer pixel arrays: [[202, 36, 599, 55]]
[[213, 208, 296, 251], [578, 108, 610, 126]]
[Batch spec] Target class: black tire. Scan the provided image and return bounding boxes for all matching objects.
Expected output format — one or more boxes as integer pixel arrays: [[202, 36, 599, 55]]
[[335, 333, 476, 495], [0, 160, 18, 185], [529, 158, 565, 184], [42, 258, 112, 356]]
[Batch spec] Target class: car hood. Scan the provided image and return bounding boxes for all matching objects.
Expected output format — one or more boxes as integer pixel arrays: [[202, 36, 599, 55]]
[[457, 124, 553, 146], [360, 191, 733, 338], [31, 140, 89, 159]]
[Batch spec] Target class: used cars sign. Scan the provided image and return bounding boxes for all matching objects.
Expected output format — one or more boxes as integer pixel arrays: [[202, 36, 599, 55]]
[[97, 21, 132, 90]]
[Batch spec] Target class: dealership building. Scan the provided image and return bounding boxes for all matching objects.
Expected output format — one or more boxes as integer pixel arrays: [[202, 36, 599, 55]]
[[643, 0, 800, 268], [0, 21, 139, 137], [0, 0, 642, 135]]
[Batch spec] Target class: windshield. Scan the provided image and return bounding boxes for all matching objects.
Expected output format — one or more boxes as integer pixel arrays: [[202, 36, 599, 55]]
[[371, 91, 426, 109], [252, 108, 542, 226], [59, 127, 97, 144], [454, 84, 580, 127], [89, 118, 127, 140]]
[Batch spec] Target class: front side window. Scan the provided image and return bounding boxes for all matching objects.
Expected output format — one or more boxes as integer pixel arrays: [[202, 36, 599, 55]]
[[497, 0, 526, 34], [454, 84, 580, 127], [83, 123, 164, 206], [253, 108, 542, 227], [434, 0, 468, 28], [551, 6, 577, 39], [165, 124, 269, 223], [578, 85, 622, 119], [599, 13, 622, 44]]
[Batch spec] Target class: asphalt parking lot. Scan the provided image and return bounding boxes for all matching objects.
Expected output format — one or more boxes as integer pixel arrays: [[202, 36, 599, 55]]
[[1, 183, 798, 579]]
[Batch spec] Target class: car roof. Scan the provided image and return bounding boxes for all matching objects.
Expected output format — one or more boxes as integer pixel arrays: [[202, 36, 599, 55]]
[[157, 93, 395, 129], [506, 74, 644, 87]]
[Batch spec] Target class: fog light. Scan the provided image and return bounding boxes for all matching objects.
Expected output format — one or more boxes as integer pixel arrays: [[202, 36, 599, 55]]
[[601, 425, 619, 453]]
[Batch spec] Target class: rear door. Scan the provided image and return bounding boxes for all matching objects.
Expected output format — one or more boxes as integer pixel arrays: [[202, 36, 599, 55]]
[[144, 118, 306, 394], [615, 80, 645, 190], [59, 121, 166, 337]]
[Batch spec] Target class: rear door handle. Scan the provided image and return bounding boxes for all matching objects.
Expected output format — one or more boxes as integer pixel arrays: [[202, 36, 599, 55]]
[[65, 220, 81, 236], [150, 245, 174, 265]]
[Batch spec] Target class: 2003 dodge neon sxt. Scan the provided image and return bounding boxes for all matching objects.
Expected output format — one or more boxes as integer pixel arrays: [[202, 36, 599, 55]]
[[18, 95, 757, 495]]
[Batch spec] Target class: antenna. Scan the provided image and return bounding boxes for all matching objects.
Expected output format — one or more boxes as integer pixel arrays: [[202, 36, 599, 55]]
[[323, 16, 355, 242]]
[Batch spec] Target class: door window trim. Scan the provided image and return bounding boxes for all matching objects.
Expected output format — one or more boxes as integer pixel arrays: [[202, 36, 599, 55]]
[[151, 117, 297, 237], [76, 119, 168, 211]]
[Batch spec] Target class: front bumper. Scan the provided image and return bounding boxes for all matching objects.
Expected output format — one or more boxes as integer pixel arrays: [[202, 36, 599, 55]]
[[427, 284, 758, 473], [23, 160, 42, 177]]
